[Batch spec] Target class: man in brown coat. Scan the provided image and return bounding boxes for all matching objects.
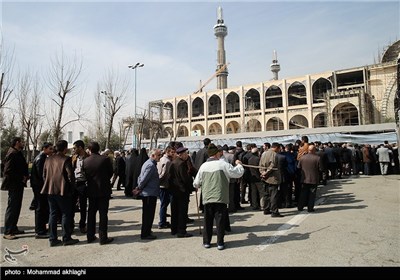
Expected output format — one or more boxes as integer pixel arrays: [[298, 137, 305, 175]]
[[42, 140, 79, 247], [297, 144, 322, 212]]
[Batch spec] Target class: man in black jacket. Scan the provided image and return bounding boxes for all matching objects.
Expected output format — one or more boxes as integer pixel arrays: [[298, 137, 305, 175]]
[[30, 142, 53, 238], [83, 142, 114, 245], [1, 137, 29, 240]]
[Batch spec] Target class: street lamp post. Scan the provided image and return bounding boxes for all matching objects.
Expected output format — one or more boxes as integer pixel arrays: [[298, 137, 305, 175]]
[[128, 62, 144, 148]]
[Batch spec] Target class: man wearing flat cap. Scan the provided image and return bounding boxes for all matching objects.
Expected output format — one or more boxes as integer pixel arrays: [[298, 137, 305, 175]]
[[169, 146, 197, 238], [193, 143, 244, 250]]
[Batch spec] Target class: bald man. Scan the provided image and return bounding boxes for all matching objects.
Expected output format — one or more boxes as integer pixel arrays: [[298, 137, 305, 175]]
[[297, 145, 322, 212]]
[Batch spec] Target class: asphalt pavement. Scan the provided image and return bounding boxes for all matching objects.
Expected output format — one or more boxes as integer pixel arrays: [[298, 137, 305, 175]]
[[0, 174, 399, 268]]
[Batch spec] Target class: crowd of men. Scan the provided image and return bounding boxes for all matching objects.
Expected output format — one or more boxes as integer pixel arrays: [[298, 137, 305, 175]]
[[1, 136, 398, 250]]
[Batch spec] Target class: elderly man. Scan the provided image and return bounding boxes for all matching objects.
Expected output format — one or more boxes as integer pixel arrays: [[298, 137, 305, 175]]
[[169, 146, 196, 238], [193, 143, 244, 250], [137, 149, 162, 240]]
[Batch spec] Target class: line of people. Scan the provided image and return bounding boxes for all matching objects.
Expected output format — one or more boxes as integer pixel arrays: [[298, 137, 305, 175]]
[[2, 136, 398, 250]]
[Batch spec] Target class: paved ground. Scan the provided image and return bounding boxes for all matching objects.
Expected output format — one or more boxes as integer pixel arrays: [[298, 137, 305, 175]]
[[0, 174, 399, 267]]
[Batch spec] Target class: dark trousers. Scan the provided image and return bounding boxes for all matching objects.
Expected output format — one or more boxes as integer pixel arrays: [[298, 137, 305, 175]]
[[264, 183, 280, 214], [298, 183, 317, 211], [203, 203, 227, 246], [171, 192, 189, 235], [87, 196, 110, 241], [294, 169, 302, 202], [233, 181, 241, 208], [141, 196, 157, 238], [75, 182, 88, 229], [228, 181, 236, 211], [158, 188, 172, 226], [48, 195, 73, 242], [33, 187, 49, 234], [116, 174, 125, 189], [4, 186, 24, 234]]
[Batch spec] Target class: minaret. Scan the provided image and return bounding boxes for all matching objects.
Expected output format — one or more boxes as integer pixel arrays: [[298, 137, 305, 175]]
[[270, 50, 281, 80], [214, 6, 228, 89]]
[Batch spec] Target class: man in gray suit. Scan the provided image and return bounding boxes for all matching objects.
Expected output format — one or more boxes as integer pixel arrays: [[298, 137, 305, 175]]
[[259, 142, 283, 217]]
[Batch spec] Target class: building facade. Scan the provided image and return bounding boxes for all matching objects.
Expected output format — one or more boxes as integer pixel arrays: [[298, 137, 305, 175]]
[[151, 54, 398, 140], [142, 8, 399, 147]]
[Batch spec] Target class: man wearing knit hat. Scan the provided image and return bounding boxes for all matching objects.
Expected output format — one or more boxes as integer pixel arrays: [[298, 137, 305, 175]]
[[193, 143, 244, 250]]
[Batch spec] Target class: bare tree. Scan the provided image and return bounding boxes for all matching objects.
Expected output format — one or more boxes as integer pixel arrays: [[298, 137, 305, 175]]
[[100, 68, 129, 149], [121, 116, 134, 148], [137, 110, 147, 149], [46, 49, 83, 142], [0, 42, 15, 111], [16, 71, 44, 162], [148, 120, 163, 150], [94, 88, 105, 139]]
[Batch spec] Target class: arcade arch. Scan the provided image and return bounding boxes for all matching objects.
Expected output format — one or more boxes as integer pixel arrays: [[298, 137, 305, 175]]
[[208, 122, 222, 135], [332, 103, 359, 126], [226, 92, 240, 113], [266, 117, 284, 131], [314, 113, 327, 128], [246, 119, 261, 132], [192, 97, 204, 117], [288, 81, 307, 106], [312, 78, 332, 104], [177, 100, 188, 118], [208, 94, 222, 115], [226, 121, 240, 134], [265, 85, 283, 109], [289, 115, 308, 129]]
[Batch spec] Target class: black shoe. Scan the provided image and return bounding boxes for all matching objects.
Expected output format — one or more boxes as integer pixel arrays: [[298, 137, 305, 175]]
[[87, 236, 98, 243], [11, 229, 25, 235], [186, 218, 195, 224], [141, 235, 157, 240], [63, 238, 79, 246], [263, 210, 272, 215], [35, 234, 49, 239], [177, 233, 193, 238], [271, 213, 284, 218], [100, 237, 114, 245], [50, 239, 62, 247], [29, 205, 36, 211], [171, 231, 177, 236], [158, 224, 170, 229], [166, 213, 171, 217]]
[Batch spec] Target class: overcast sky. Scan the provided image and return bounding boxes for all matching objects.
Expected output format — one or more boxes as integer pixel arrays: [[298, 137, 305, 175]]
[[2, 0, 399, 121]]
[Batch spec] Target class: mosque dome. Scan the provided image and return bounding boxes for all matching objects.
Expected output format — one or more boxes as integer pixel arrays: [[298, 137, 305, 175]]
[[382, 40, 400, 63]]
